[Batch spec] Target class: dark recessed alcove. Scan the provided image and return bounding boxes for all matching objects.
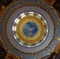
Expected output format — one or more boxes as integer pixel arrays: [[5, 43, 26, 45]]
[[53, 0, 60, 12]]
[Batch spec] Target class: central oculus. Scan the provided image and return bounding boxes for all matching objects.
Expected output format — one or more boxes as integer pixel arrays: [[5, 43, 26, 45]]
[[23, 22, 38, 37]]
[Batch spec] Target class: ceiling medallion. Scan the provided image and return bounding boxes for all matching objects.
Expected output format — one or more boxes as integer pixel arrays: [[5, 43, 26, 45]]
[[12, 12, 48, 47]]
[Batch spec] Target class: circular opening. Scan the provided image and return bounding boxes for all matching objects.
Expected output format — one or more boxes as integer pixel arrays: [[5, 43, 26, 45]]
[[23, 22, 38, 37]]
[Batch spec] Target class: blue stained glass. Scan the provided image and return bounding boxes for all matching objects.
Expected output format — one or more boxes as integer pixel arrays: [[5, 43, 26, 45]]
[[23, 22, 38, 37]]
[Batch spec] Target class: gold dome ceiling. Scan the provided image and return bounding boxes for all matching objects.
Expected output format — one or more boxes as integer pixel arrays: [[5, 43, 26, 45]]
[[0, 0, 60, 59]]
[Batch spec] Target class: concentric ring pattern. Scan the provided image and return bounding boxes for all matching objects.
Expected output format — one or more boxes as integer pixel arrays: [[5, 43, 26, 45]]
[[1, 0, 60, 59], [6, 6, 54, 53], [12, 12, 48, 47]]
